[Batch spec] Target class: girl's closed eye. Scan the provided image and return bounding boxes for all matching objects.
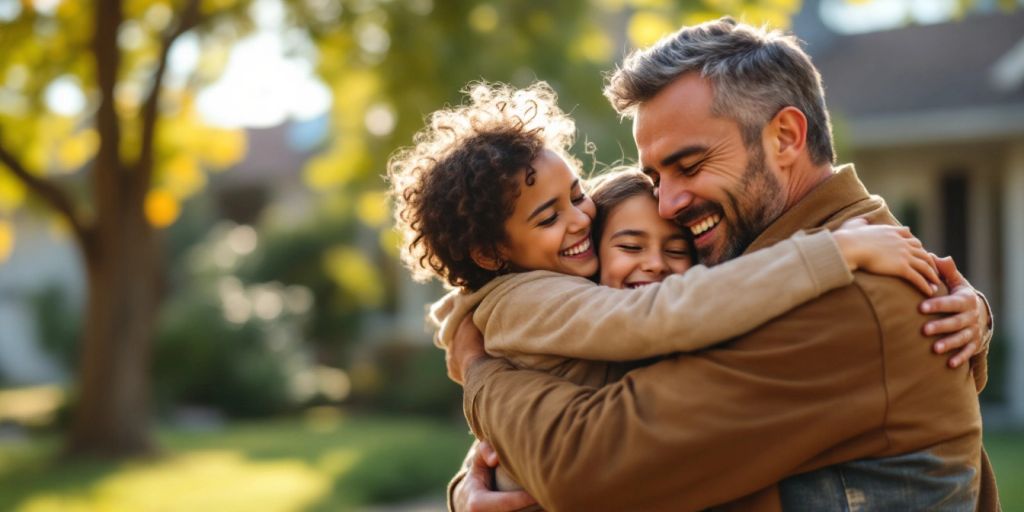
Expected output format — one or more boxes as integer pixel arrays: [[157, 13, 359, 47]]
[[537, 213, 558, 227]]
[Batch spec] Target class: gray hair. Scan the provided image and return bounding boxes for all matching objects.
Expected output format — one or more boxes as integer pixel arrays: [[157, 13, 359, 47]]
[[604, 17, 835, 165]]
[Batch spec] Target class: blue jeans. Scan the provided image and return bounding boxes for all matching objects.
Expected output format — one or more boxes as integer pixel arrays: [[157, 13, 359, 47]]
[[779, 451, 977, 511]]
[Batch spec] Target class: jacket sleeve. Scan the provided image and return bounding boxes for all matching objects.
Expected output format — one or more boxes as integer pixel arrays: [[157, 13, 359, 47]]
[[480, 230, 853, 363], [463, 285, 890, 512]]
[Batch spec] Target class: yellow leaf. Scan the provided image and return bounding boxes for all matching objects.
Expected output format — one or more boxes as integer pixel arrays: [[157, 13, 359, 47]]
[[0, 220, 14, 263], [198, 127, 247, 170], [56, 129, 99, 172], [145, 188, 181, 228], [0, 172, 26, 213], [572, 25, 614, 63], [379, 228, 401, 259], [303, 142, 368, 192], [682, 11, 727, 27], [626, 0, 671, 8], [161, 153, 207, 199], [356, 190, 389, 227], [739, 7, 792, 30], [628, 11, 676, 48], [468, 4, 499, 33], [322, 246, 383, 307]]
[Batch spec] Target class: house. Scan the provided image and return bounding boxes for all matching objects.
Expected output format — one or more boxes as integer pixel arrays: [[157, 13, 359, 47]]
[[793, 2, 1024, 423]]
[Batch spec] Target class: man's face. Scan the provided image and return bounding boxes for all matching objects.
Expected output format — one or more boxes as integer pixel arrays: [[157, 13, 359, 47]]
[[633, 73, 787, 266]]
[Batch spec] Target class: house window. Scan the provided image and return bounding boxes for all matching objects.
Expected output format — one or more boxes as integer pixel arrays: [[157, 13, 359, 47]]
[[940, 172, 969, 276]]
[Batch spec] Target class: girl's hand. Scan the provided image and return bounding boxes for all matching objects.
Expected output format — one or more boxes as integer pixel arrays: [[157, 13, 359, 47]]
[[919, 254, 991, 369], [832, 218, 942, 297]]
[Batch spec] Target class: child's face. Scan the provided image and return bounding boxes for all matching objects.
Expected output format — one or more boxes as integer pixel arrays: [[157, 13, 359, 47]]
[[501, 149, 599, 278], [598, 194, 692, 289]]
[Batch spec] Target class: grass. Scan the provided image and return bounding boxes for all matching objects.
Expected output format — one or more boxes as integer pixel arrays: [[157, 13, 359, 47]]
[[0, 411, 473, 512], [985, 430, 1024, 508], [0, 414, 1021, 511]]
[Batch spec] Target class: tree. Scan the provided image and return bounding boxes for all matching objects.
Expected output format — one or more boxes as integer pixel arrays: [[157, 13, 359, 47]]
[[0, 0, 250, 456], [0, 0, 805, 458]]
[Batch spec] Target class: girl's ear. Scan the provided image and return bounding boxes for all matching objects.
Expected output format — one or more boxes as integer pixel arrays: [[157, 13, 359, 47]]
[[470, 246, 506, 271]]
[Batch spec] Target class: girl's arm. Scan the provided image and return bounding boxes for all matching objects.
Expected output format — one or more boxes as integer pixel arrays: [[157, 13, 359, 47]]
[[478, 222, 939, 363]]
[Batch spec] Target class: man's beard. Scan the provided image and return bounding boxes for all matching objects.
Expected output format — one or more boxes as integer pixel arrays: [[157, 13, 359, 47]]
[[680, 143, 787, 266]]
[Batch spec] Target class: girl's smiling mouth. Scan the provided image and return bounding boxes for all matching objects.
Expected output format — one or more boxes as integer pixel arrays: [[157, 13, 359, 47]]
[[560, 237, 593, 258]]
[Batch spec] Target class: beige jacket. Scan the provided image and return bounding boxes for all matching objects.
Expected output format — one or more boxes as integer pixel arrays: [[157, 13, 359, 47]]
[[430, 229, 853, 388], [460, 165, 996, 511]]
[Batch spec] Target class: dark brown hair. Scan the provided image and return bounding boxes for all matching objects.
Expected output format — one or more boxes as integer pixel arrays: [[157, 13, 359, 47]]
[[388, 82, 577, 291], [587, 167, 695, 261]]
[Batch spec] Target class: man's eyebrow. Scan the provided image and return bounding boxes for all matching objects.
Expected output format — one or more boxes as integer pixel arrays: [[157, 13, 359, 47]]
[[527, 198, 558, 221], [610, 229, 648, 239], [660, 145, 709, 167]]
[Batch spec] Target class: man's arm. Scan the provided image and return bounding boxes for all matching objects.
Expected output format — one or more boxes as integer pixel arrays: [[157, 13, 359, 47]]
[[463, 284, 895, 511], [448, 441, 537, 512]]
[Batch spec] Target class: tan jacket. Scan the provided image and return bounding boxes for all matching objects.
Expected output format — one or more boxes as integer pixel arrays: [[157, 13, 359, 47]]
[[429, 229, 853, 388], [461, 165, 996, 511]]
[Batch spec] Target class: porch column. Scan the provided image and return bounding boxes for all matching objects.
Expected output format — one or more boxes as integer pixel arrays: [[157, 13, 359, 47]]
[[1005, 144, 1024, 422]]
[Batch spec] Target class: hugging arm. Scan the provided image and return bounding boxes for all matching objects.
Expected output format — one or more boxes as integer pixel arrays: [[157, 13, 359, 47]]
[[481, 230, 853, 362]]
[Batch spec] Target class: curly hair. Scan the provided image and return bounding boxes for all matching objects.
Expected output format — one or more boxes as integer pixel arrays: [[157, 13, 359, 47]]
[[388, 81, 578, 291]]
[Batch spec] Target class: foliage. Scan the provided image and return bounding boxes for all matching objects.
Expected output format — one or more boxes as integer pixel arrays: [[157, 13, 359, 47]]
[[0, 415, 473, 510], [347, 341, 463, 417]]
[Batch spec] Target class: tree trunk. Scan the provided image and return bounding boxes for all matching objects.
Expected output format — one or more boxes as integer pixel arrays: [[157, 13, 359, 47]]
[[67, 182, 161, 457]]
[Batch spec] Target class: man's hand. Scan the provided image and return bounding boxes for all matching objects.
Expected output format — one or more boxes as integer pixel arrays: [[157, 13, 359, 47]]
[[447, 313, 489, 384], [453, 441, 538, 512], [919, 254, 992, 368]]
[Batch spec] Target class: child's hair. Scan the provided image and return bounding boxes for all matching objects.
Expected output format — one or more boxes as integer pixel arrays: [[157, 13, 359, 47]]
[[388, 81, 578, 290], [586, 167, 656, 249]]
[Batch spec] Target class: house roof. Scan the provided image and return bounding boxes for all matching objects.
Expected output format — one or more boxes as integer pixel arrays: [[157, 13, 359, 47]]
[[796, 8, 1024, 146], [807, 9, 1024, 116]]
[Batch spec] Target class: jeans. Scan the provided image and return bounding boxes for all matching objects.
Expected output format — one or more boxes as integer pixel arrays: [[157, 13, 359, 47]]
[[779, 451, 977, 511]]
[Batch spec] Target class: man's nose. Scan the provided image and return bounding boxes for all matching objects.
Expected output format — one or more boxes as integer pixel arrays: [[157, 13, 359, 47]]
[[658, 179, 694, 220]]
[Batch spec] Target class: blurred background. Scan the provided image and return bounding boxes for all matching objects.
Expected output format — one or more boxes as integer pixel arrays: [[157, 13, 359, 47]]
[[0, 0, 1020, 510]]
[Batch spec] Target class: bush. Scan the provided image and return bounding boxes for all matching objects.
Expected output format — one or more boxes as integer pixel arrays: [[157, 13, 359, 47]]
[[153, 291, 297, 417], [348, 342, 462, 417]]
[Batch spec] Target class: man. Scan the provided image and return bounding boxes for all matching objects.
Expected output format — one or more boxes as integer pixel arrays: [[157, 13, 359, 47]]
[[448, 18, 997, 511]]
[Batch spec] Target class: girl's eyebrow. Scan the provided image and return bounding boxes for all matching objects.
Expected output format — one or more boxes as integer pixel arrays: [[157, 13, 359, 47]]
[[610, 229, 648, 240], [527, 179, 580, 221], [527, 198, 558, 221]]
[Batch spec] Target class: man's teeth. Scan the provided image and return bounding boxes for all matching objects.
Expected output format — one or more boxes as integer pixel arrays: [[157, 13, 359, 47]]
[[690, 214, 722, 237], [561, 238, 591, 257]]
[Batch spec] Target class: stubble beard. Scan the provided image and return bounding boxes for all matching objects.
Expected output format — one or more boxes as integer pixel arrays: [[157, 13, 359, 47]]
[[704, 143, 787, 266]]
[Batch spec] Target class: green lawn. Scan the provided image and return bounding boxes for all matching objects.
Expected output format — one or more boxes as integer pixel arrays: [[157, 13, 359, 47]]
[[985, 430, 1024, 509], [0, 413, 472, 512], [0, 416, 1021, 511]]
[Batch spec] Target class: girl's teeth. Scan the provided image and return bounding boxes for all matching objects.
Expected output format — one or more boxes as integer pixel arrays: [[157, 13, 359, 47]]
[[562, 238, 590, 256]]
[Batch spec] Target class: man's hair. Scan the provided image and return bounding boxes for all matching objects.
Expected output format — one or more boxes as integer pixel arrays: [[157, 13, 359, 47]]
[[387, 81, 577, 291], [604, 17, 835, 165]]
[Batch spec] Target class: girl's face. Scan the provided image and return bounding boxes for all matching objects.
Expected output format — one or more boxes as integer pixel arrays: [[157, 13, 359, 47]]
[[501, 149, 598, 278], [598, 194, 692, 289]]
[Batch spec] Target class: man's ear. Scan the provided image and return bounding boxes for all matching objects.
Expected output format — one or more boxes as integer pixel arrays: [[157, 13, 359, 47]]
[[470, 246, 505, 271], [768, 106, 808, 169]]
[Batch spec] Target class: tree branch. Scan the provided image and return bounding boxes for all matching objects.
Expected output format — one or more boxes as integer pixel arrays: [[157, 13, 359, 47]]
[[136, 0, 203, 189], [0, 139, 92, 249]]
